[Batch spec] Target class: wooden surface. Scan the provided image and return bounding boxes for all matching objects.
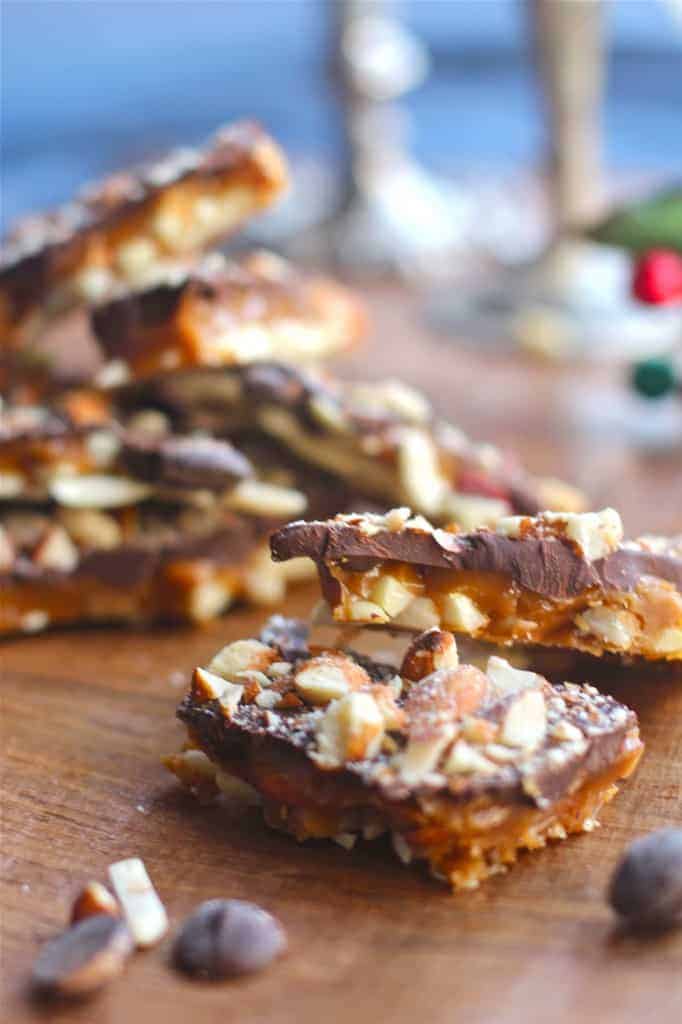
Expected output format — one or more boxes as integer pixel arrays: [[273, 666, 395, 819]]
[[2, 285, 682, 1023]]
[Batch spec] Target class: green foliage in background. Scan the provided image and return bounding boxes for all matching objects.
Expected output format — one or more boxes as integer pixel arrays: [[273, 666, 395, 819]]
[[588, 188, 682, 254]]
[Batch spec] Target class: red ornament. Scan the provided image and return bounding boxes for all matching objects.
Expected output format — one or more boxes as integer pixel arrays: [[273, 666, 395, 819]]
[[632, 249, 682, 306]]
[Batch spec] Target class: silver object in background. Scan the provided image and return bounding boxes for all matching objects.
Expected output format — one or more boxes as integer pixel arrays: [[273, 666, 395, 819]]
[[288, 0, 470, 275], [427, 0, 680, 362]]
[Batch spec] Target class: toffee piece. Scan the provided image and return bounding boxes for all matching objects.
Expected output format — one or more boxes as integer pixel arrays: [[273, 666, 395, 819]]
[[121, 361, 585, 525], [271, 508, 682, 661], [0, 122, 287, 345], [91, 251, 365, 382], [166, 616, 643, 890]]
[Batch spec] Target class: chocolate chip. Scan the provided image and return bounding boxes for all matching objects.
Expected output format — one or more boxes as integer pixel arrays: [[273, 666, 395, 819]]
[[609, 828, 682, 930], [32, 914, 133, 998], [173, 899, 286, 979]]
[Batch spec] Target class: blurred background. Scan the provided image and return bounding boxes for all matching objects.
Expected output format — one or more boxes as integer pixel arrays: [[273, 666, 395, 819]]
[[3, 2, 682, 366], [2, 1, 682, 519], [3, 0, 681, 224]]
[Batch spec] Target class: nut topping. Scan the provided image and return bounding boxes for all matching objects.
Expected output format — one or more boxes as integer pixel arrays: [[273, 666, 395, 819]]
[[315, 691, 384, 765], [294, 653, 370, 705], [49, 473, 153, 509], [485, 656, 543, 697], [0, 525, 15, 571], [208, 639, 276, 681], [226, 479, 307, 518], [500, 689, 547, 750], [400, 628, 459, 681], [107, 858, 168, 949], [32, 525, 79, 572], [191, 666, 243, 707], [71, 882, 120, 924], [397, 665, 489, 783], [575, 606, 638, 650]]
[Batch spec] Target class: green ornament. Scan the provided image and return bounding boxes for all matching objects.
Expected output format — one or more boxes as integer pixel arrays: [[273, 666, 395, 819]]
[[631, 357, 677, 400]]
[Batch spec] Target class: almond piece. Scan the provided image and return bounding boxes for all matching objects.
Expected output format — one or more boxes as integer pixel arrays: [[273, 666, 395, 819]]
[[398, 665, 490, 783], [345, 597, 390, 625], [314, 691, 384, 766], [0, 470, 24, 498], [107, 858, 168, 949], [208, 639, 276, 680], [400, 628, 459, 681], [485, 656, 543, 697], [186, 579, 234, 622], [392, 596, 440, 631], [0, 526, 15, 571], [651, 627, 682, 656], [439, 493, 509, 531], [441, 592, 489, 632], [71, 882, 120, 923], [32, 525, 79, 572], [370, 574, 414, 618], [294, 653, 370, 706], [575, 606, 638, 650], [397, 428, 447, 516], [191, 667, 244, 714], [500, 689, 547, 750], [444, 740, 497, 775], [226, 479, 307, 518], [50, 474, 153, 509], [543, 508, 623, 561], [58, 507, 122, 549]]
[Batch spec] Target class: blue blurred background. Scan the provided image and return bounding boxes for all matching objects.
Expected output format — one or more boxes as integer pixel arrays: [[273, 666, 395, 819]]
[[2, 0, 682, 229]]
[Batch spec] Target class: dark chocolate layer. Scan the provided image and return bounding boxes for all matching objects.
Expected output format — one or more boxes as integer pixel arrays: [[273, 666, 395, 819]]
[[91, 254, 334, 364], [270, 519, 682, 599], [119, 432, 252, 491], [177, 617, 638, 809]]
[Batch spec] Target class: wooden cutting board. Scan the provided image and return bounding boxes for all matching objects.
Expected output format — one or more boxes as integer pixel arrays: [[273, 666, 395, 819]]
[[2, 285, 682, 1023]]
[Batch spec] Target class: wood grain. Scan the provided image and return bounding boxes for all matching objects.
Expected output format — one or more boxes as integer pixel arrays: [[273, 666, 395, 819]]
[[2, 285, 682, 1023]]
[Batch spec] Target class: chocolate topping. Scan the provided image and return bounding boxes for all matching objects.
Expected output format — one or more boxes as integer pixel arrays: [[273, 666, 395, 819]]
[[271, 519, 682, 599], [119, 432, 252, 491], [0, 121, 285, 339], [91, 253, 334, 365], [176, 617, 639, 809]]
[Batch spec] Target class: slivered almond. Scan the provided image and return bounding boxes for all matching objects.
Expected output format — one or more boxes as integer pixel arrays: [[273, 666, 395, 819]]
[[226, 479, 307, 518], [500, 689, 547, 750], [50, 474, 153, 509], [108, 858, 168, 949]]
